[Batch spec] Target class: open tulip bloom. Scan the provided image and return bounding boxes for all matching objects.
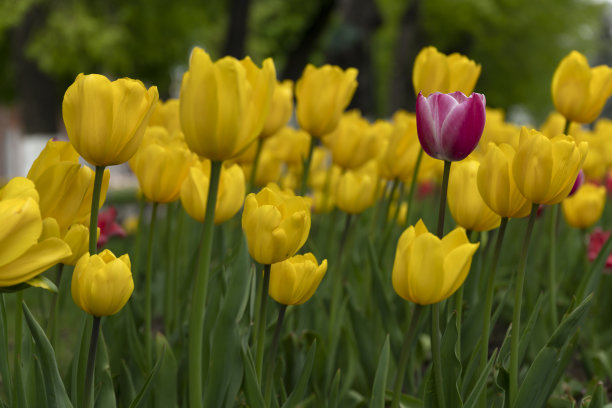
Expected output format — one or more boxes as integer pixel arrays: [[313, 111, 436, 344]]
[[416, 91, 486, 162]]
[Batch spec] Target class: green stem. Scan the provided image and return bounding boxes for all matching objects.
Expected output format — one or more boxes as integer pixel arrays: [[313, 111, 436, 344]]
[[479, 217, 508, 408], [299, 136, 316, 196], [255, 264, 272, 382], [509, 203, 539, 406], [383, 179, 400, 230], [89, 166, 106, 254], [437, 161, 451, 238], [188, 160, 223, 408], [391, 305, 422, 408], [563, 119, 572, 135], [548, 205, 559, 326], [264, 304, 287, 405], [432, 303, 446, 408], [404, 148, 425, 227], [249, 138, 264, 192], [83, 316, 101, 408], [144, 202, 158, 372], [169, 205, 185, 338], [132, 197, 147, 277], [13, 291, 23, 378]]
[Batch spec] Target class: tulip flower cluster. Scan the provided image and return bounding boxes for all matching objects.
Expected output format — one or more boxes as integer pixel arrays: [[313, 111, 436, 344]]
[[3, 44, 612, 408]]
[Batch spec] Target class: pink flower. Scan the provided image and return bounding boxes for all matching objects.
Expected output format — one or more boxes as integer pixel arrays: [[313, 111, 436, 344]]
[[97, 206, 126, 248], [588, 228, 612, 270], [415, 91, 486, 161]]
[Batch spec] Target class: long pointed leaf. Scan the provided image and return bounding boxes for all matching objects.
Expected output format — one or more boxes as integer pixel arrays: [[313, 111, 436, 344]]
[[128, 346, 166, 408], [281, 340, 317, 408], [22, 302, 72, 408], [0, 294, 12, 404], [369, 335, 390, 408], [240, 343, 265, 408]]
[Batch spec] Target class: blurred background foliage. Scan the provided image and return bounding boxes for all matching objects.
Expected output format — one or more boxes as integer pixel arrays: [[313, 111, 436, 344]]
[[0, 0, 609, 132]]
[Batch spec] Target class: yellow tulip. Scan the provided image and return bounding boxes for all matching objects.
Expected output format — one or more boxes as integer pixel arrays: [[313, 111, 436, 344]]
[[334, 161, 378, 214], [268, 253, 327, 305], [296, 64, 358, 138], [323, 110, 378, 170], [412, 46, 481, 96], [27, 139, 110, 231], [0, 178, 71, 286], [448, 160, 501, 231], [240, 148, 282, 188], [562, 183, 606, 229], [379, 113, 421, 181], [181, 160, 245, 224], [477, 143, 531, 218], [513, 127, 588, 205], [540, 111, 582, 138], [179, 47, 276, 161], [148, 98, 181, 134], [71, 249, 133, 316], [268, 127, 311, 166], [63, 73, 159, 166], [392, 219, 479, 305], [130, 127, 192, 203], [552, 51, 612, 124], [242, 184, 311, 264], [260, 80, 294, 139]]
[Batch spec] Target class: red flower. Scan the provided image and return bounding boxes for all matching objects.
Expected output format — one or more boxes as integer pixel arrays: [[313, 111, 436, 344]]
[[97, 207, 126, 248], [588, 228, 612, 270]]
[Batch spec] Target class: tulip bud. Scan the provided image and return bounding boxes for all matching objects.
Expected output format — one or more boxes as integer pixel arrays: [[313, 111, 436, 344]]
[[296, 64, 358, 138], [334, 161, 378, 214], [180, 160, 245, 224], [63, 73, 159, 167], [552, 51, 612, 124], [512, 127, 588, 205], [268, 253, 327, 305], [324, 110, 378, 170], [260, 80, 294, 139], [448, 160, 501, 231], [242, 184, 311, 264], [412, 46, 481, 96], [415, 91, 486, 162], [392, 219, 479, 305], [180, 48, 276, 161], [562, 183, 606, 229], [71, 249, 134, 316]]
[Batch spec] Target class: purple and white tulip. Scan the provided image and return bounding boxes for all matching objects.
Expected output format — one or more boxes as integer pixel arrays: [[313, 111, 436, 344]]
[[415, 91, 486, 161]]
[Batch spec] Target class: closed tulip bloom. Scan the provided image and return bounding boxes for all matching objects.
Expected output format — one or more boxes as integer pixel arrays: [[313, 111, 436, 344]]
[[324, 110, 378, 170], [148, 98, 181, 134], [268, 127, 311, 165], [448, 160, 501, 231], [181, 161, 245, 224], [260, 80, 294, 139], [242, 184, 311, 264], [240, 148, 282, 187], [63, 73, 159, 166], [379, 113, 420, 181], [334, 161, 378, 214], [130, 127, 192, 203], [552, 51, 612, 124], [513, 127, 588, 205], [416, 91, 486, 161], [71, 249, 133, 316], [180, 47, 276, 161], [0, 178, 71, 286], [268, 253, 327, 305], [27, 140, 110, 231], [392, 219, 479, 305], [477, 143, 532, 218], [412, 46, 481, 96], [296, 64, 358, 138], [562, 183, 606, 229]]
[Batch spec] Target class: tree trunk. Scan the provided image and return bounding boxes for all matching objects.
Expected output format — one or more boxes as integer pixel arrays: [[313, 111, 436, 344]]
[[223, 0, 252, 58]]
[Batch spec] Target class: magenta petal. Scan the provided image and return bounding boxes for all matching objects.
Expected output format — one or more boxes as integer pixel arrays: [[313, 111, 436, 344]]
[[428, 93, 460, 135], [449, 91, 469, 103], [416, 92, 438, 158], [439, 93, 486, 160]]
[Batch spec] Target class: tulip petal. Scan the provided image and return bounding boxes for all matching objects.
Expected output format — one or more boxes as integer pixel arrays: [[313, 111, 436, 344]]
[[440, 93, 485, 161], [407, 233, 444, 305], [0, 198, 42, 267]]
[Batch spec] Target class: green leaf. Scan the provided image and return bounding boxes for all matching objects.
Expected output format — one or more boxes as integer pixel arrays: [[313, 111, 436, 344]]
[[128, 345, 166, 408], [369, 335, 390, 408], [22, 302, 72, 408], [328, 369, 341, 408], [463, 349, 498, 408], [24, 276, 58, 292], [240, 343, 265, 408], [281, 340, 317, 408], [440, 313, 462, 408], [70, 315, 90, 407], [124, 304, 147, 374], [203, 238, 250, 407], [0, 295, 12, 404], [32, 358, 47, 408], [588, 382, 606, 408], [383, 390, 424, 408], [94, 333, 116, 408], [547, 295, 593, 349], [152, 334, 177, 408], [119, 361, 136, 408]]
